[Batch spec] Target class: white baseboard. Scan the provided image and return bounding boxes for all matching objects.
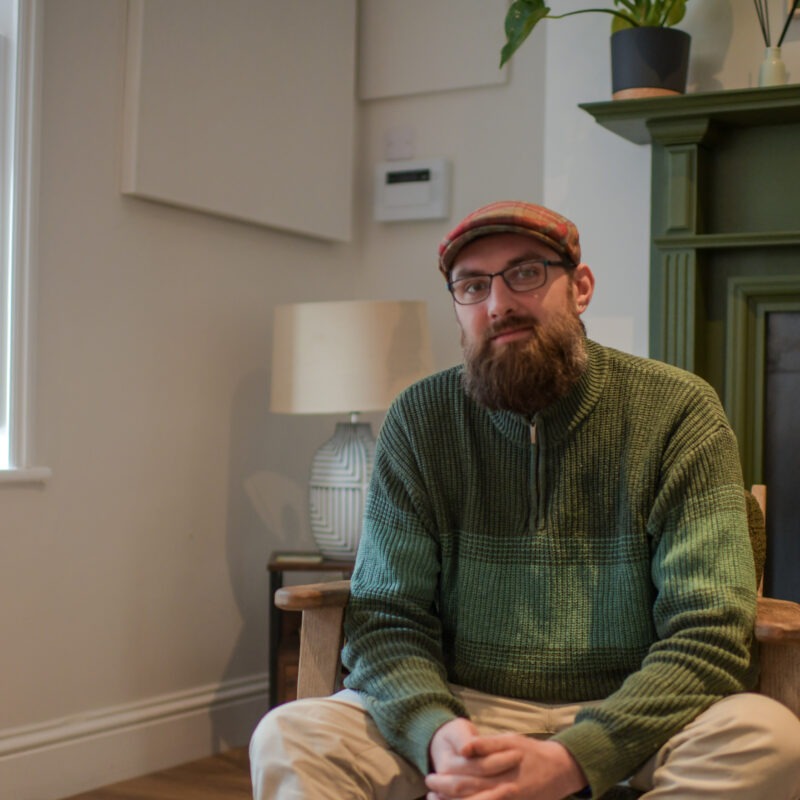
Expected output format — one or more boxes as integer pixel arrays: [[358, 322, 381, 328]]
[[0, 673, 268, 800]]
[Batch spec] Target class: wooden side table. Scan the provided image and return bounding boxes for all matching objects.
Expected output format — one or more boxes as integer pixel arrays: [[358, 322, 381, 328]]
[[267, 552, 355, 707]]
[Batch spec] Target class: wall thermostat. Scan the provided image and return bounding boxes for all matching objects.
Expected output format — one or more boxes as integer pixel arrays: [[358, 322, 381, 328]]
[[373, 158, 451, 222]]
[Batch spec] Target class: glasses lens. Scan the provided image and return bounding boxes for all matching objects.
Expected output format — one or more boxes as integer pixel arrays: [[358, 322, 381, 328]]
[[505, 261, 547, 290], [451, 276, 491, 304]]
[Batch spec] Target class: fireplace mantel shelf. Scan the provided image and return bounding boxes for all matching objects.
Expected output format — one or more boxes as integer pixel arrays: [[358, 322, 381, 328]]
[[654, 231, 800, 250], [580, 84, 800, 145]]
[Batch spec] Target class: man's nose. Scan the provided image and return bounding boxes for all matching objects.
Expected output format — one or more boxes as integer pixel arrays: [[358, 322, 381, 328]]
[[486, 275, 520, 317]]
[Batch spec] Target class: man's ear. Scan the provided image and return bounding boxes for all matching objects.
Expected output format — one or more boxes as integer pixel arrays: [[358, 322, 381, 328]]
[[572, 263, 595, 314]]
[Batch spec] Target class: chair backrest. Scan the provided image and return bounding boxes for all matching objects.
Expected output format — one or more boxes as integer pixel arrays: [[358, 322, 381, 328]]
[[745, 485, 766, 594]]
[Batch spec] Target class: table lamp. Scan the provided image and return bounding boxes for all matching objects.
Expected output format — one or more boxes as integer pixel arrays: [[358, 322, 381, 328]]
[[270, 299, 435, 559]]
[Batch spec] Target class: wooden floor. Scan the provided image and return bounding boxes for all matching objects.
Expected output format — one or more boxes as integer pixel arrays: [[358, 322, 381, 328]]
[[58, 746, 645, 799], [62, 748, 251, 800]]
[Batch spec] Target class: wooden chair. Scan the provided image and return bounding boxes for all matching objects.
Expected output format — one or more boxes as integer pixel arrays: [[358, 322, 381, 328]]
[[275, 486, 800, 716]]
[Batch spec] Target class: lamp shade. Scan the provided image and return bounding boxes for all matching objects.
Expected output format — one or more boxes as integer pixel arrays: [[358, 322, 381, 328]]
[[270, 300, 435, 414]]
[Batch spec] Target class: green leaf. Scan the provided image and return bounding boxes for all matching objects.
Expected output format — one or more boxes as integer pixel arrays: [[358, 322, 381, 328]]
[[661, 0, 687, 26], [500, 0, 550, 67], [609, 0, 687, 30], [611, 0, 639, 31], [611, 15, 635, 33]]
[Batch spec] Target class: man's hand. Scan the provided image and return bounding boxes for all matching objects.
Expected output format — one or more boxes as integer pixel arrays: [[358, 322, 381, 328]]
[[426, 719, 587, 800]]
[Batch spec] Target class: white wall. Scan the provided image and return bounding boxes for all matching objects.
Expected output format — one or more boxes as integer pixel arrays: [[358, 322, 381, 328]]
[[2, 1, 799, 797]]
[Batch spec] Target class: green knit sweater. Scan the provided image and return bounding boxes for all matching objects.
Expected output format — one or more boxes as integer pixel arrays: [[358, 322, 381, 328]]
[[342, 340, 758, 797]]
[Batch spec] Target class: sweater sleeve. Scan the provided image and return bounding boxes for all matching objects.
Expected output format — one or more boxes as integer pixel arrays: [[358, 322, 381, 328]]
[[341, 402, 466, 773], [553, 421, 758, 797]]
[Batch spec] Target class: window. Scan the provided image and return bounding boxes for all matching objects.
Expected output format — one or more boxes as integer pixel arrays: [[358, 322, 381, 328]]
[[0, 0, 48, 480], [0, 3, 15, 466]]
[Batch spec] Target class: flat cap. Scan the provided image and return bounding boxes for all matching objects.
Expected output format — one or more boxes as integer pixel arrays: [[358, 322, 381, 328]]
[[438, 200, 581, 277]]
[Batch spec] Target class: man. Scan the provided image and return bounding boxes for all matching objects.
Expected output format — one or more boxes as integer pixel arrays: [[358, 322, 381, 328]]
[[251, 201, 800, 799]]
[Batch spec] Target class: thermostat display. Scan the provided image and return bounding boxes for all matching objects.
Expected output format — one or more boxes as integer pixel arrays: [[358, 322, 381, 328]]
[[387, 169, 431, 183], [374, 158, 451, 222]]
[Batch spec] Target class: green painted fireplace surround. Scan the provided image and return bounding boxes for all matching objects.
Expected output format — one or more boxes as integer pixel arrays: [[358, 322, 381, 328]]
[[582, 85, 800, 601]]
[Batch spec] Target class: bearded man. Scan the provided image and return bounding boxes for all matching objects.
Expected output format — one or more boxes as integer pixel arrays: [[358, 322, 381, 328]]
[[250, 201, 800, 800]]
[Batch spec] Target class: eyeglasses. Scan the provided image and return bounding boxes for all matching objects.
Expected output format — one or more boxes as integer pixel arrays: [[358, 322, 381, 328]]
[[447, 259, 571, 305]]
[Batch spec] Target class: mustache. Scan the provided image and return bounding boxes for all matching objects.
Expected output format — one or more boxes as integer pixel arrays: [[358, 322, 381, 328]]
[[486, 315, 539, 341]]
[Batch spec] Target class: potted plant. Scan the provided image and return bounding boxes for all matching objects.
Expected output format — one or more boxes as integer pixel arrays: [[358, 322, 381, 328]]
[[501, 0, 692, 100]]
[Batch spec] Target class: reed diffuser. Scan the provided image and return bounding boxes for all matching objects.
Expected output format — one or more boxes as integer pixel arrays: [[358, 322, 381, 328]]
[[754, 0, 799, 85]]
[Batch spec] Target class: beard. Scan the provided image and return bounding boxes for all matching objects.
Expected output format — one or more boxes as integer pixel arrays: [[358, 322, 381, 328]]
[[461, 308, 587, 417]]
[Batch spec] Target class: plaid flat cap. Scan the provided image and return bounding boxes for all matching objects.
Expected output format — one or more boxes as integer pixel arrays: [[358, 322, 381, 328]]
[[438, 200, 581, 277]]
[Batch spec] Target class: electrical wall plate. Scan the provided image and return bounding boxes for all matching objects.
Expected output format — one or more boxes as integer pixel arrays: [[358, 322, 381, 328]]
[[373, 158, 451, 222]]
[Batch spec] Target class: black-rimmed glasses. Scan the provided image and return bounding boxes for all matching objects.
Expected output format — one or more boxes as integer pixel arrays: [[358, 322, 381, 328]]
[[447, 259, 570, 305]]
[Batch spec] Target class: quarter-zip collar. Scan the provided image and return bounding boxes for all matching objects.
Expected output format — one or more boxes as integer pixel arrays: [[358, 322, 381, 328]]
[[486, 338, 609, 447], [484, 339, 608, 531]]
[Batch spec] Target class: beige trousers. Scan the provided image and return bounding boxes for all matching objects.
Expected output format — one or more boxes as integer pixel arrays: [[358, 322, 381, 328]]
[[249, 687, 800, 799]]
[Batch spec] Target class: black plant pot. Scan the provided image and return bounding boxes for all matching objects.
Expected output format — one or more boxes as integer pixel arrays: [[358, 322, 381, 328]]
[[610, 27, 691, 100]]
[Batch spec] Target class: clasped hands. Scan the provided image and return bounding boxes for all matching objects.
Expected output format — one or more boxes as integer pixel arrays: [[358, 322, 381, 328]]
[[426, 718, 587, 800]]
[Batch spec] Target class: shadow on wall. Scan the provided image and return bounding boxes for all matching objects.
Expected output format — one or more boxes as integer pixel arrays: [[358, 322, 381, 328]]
[[243, 471, 313, 552], [685, 0, 733, 92], [210, 367, 319, 750]]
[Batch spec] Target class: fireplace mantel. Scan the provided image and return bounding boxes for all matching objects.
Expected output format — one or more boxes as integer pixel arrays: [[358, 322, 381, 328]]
[[580, 84, 800, 145], [582, 86, 800, 601]]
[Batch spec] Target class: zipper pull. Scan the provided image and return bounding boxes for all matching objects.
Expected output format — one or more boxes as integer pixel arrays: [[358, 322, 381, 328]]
[[530, 422, 537, 444]]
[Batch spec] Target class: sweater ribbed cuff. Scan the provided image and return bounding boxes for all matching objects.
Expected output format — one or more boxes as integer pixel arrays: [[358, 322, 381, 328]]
[[402, 705, 461, 774], [553, 719, 631, 800]]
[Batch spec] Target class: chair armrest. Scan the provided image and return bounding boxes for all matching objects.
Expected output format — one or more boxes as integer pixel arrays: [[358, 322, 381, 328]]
[[756, 597, 800, 717], [274, 580, 352, 699], [756, 596, 800, 643], [275, 579, 352, 612]]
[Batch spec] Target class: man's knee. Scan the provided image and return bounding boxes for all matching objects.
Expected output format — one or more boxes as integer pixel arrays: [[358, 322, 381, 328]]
[[249, 702, 291, 786], [250, 698, 343, 800], [681, 693, 800, 787], [250, 699, 329, 765], [727, 693, 800, 767], [706, 692, 800, 741], [631, 693, 800, 797], [249, 694, 426, 800], [249, 703, 282, 764]]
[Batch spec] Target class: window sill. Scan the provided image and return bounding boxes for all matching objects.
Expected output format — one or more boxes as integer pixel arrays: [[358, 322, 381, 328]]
[[0, 466, 52, 485]]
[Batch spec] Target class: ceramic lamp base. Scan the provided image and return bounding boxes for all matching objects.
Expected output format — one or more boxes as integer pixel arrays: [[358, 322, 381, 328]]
[[309, 421, 376, 559]]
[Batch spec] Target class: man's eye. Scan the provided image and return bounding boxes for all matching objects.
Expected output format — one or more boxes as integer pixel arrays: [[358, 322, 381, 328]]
[[514, 263, 544, 280], [462, 278, 490, 294]]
